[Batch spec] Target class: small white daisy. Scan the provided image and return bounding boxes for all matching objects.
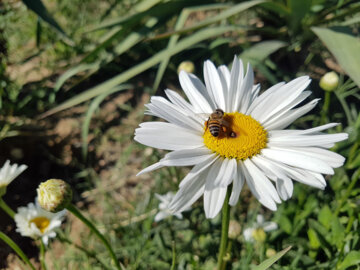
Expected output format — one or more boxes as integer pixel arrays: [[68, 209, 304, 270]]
[[135, 57, 348, 219], [243, 214, 278, 242], [154, 192, 190, 222], [14, 201, 66, 245], [0, 160, 27, 188]]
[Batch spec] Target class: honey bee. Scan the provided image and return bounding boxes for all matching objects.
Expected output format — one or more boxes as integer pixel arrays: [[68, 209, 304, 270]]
[[205, 109, 236, 138]]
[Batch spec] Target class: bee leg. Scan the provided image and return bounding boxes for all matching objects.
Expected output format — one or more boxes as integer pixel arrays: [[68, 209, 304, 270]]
[[204, 120, 209, 132], [230, 131, 237, 138]]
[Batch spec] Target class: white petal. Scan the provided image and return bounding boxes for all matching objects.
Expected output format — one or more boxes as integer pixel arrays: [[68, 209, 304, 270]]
[[137, 162, 165, 176], [261, 148, 334, 175], [256, 214, 265, 224], [244, 159, 281, 203], [179, 71, 213, 113], [243, 228, 255, 242], [137, 147, 214, 176], [229, 161, 244, 206], [276, 178, 293, 200], [253, 76, 311, 123], [169, 173, 206, 213], [251, 156, 278, 181], [165, 89, 194, 112], [250, 84, 261, 104], [260, 157, 326, 189], [146, 96, 203, 131], [217, 65, 231, 111], [205, 158, 236, 189], [252, 155, 293, 200], [135, 122, 204, 150], [155, 212, 169, 222], [228, 56, 244, 112], [268, 133, 348, 148], [241, 160, 278, 211], [268, 123, 339, 137], [239, 63, 254, 113], [264, 99, 320, 130], [161, 148, 213, 165], [263, 221, 278, 232], [204, 187, 227, 218], [260, 90, 312, 126], [179, 155, 219, 188], [247, 82, 285, 115], [269, 146, 345, 168], [204, 60, 226, 109]]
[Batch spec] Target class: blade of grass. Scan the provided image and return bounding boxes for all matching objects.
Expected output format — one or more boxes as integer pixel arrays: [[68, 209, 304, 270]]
[[252, 246, 292, 270], [82, 0, 202, 63], [81, 84, 132, 160], [147, 0, 264, 40], [40, 25, 238, 118], [54, 63, 101, 92], [21, 0, 74, 46], [85, 0, 163, 32], [0, 231, 36, 270], [153, 3, 230, 90]]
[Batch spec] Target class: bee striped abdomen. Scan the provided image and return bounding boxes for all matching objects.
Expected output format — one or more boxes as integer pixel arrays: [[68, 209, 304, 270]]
[[208, 121, 221, 137]]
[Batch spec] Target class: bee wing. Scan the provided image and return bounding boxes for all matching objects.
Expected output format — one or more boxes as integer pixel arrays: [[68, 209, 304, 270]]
[[194, 112, 212, 121]]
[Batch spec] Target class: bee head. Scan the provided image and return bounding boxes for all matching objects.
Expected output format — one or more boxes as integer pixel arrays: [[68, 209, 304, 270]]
[[214, 109, 224, 117]]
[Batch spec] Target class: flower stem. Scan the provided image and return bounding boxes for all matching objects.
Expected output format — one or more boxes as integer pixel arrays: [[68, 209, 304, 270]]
[[321, 91, 331, 125], [217, 186, 232, 270], [40, 240, 47, 270], [0, 231, 36, 270], [0, 198, 15, 219], [66, 204, 121, 270]]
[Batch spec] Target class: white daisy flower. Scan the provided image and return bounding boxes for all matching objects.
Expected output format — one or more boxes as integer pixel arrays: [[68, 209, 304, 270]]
[[154, 192, 190, 222], [0, 160, 27, 188], [14, 201, 66, 245], [243, 214, 277, 242], [134, 57, 348, 219]]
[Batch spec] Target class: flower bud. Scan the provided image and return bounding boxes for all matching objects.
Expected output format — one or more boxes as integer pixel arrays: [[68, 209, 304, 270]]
[[177, 61, 195, 74], [319, 71, 339, 92], [37, 179, 72, 212], [228, 220, 241, 240]]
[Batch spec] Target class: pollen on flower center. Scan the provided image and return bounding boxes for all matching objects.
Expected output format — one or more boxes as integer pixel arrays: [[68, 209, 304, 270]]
[[30, 217, 50, 233], [203, 112, 267, 160]]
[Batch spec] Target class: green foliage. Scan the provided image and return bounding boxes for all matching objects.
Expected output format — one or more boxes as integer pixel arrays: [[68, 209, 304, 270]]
[[1, 0, 360, 269], [312, 26, 360, 88]]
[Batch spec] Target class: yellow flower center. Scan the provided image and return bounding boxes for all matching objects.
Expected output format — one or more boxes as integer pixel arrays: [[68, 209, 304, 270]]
[[203, 112, 267, 160], [252, 228, 266, 242], [30, 217, 50, 233]]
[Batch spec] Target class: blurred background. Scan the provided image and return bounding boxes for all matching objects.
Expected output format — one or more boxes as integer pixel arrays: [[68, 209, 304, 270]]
[[0, 0, 359, 269]]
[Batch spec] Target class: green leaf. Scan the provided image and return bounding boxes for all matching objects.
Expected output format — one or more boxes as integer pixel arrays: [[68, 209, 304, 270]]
[[21, 0, 74, 46], [278, 215, 292, 234], [288, 0, 312, 33], [337, 251, 360, 270], [252, 246, 292, 270], [41, 25, 238, 118], [331, 216, 345, 248], [307, 228, 321, 249], [318, 205, 333, 230], [312, 26, 360, 88], [240, 40, 287, 66]]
